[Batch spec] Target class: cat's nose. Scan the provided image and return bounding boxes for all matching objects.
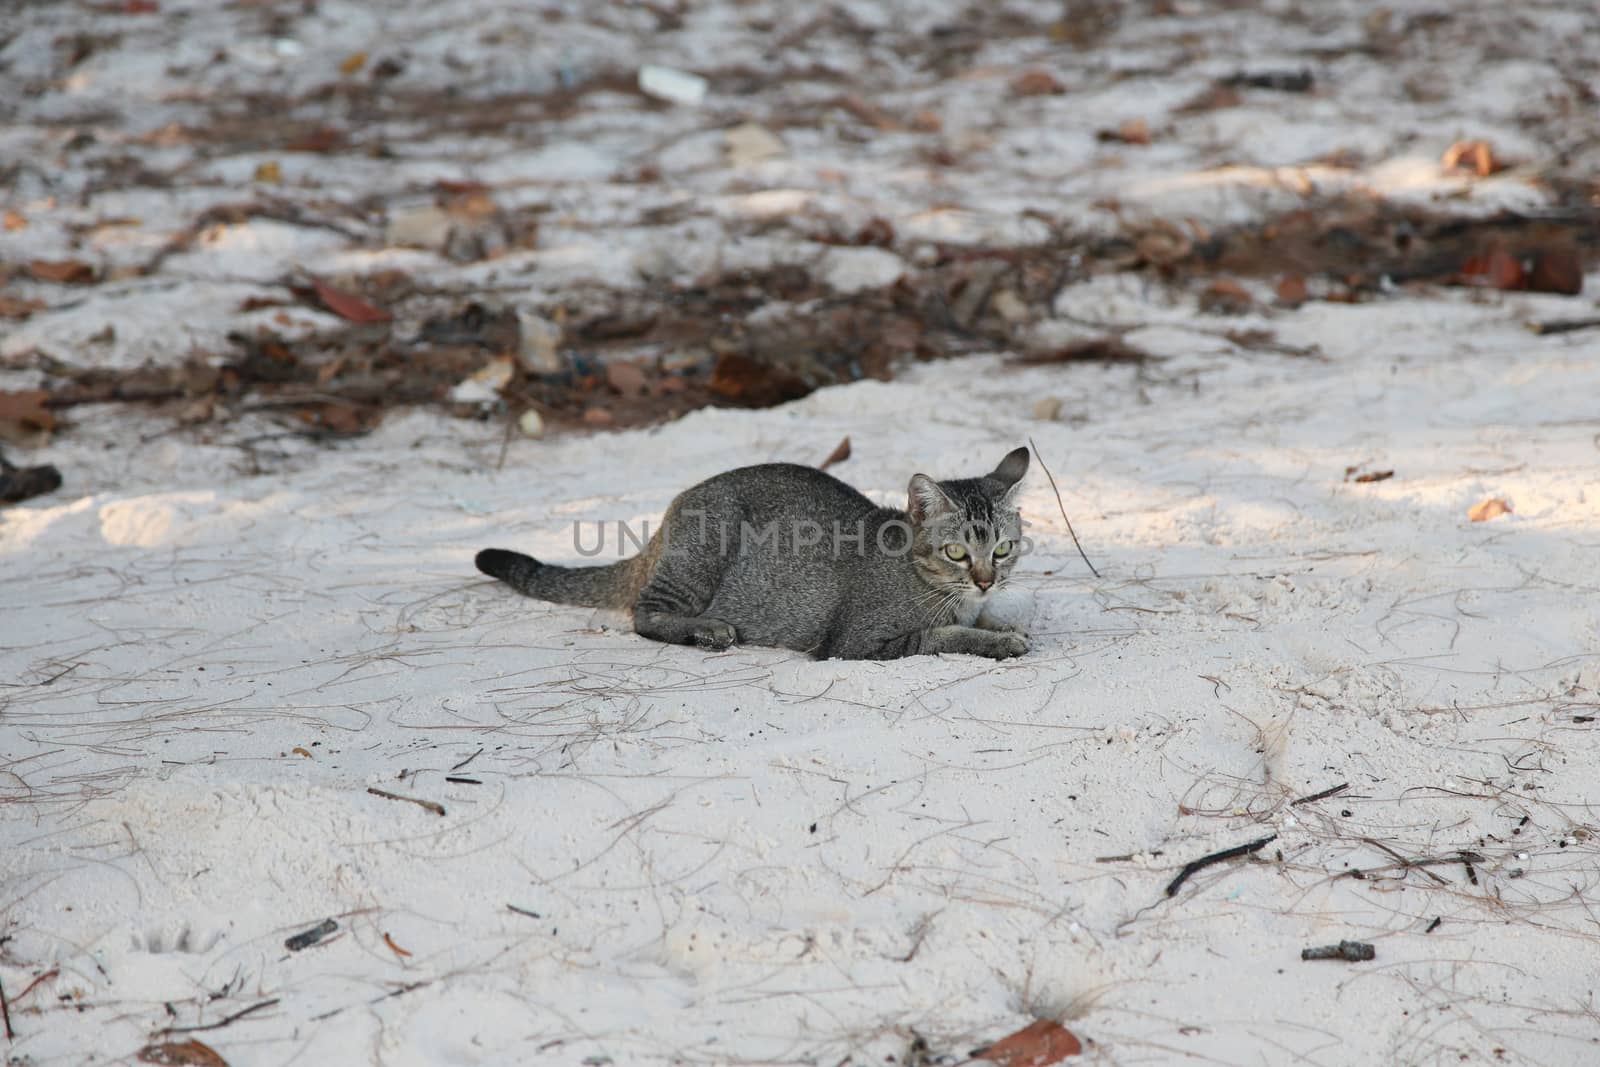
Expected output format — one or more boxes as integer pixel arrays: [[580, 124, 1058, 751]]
[[973, 576, 993, 592]]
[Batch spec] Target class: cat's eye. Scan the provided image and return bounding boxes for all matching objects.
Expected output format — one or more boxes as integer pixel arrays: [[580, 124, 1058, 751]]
[[992, 540, 1013, 559], [944, 544, 968, 562]]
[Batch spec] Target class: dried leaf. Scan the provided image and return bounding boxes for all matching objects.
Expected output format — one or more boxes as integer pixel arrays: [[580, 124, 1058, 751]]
[[3, 210, 25, 231], [1526, 249, 1582, 296], [1175, 84, 1242, 113], [1017, 336, 1152, 364], [1442, 139, 1504, 177], [1096, 118, 1151, 145], [909, 109, 943, 133], [0, 390, 56, 432], [253, 160, 282, 183], [708, 353, 812, 407], [339, 52, 367, 75], [1352, 470, 1394, 483], [1460, 246, 1523, 290], [1468, 497, 1512, 522], [1274, 274, 1309, 307], [1198, 278, 1254, 314], [308, 280, 391, 324], [136, 1039, 228, 1067], [284, 127, 346, 153], [605, 361, 649, 395], [818, 436, 851, 471], [834, 94, 899, 130], [1010, 70, 1065, 97], [295, 403, 382, 435], [975, 1019, 1083, 1066], [27, 259, 95, 284], [0, 295, 45, 319]]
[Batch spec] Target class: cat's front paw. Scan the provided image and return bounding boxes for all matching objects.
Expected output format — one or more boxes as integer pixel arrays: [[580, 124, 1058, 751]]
[[693, 619, 737, 650], [990, 632, 1029, 659]]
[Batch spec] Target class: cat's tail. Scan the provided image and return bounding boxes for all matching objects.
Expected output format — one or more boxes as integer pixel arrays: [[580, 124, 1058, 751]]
[[475, 548, 645, 611]]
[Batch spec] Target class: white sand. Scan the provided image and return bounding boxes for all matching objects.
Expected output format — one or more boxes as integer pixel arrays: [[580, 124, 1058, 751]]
[[4, 2, 1600, 1064]]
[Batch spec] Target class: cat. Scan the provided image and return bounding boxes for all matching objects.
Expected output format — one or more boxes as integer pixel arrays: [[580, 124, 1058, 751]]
[[476, 447, 1032, 661]]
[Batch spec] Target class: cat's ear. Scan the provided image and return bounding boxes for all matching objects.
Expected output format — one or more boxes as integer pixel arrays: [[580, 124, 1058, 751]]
[[989, 447, 1030, 490], [908, 474, 954, 523]]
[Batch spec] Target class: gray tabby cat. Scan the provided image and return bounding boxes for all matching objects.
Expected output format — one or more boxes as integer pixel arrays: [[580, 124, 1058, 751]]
[[476, 447, 1031, 660]]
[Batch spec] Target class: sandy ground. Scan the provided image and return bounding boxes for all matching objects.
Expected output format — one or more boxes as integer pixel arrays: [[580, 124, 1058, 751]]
[[4, 2, 1600, 1065]]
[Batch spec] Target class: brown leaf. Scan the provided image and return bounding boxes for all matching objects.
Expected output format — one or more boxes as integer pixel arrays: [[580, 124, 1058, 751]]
[[581, 407, 615, 426], [436, 180, 492, 196], [909, 109, 943, 133], [0, 390, 56, 432], [136, 1039, 229, 1067], [708, 353, 812, 407], [834, 94, 900, 130], [1526, 249, 1583, 296], [1175, 84, 1242, 113], [297, 403, 381, 435], [308, 280, 391, 324], [1352, 469, 1394, 483], [0, 295, 45, 319], [1460, 247, 1523, 291], [605, 361, 649, 395], [253, 160, 282, 183], [855, 217, 896, 247], [1017, 336, 1152, 364], [1274, 274, 1309, 307], [975, 1019, 1083, 1066], [339, 52, 367, 75], [284, 127, 346, 153], [818, 436, 851, 471], [1198, 278, 1254, 314], [1096, 118, 1151, 144], [27, 259, 95, 284], [1010, 70, 1065, 97], [1442, 139, 1505, 177], [1468, 497, 1512, 522], [3, 209, 25, 231]]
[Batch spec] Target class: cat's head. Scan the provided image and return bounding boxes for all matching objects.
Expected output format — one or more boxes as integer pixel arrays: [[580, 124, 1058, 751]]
[[907, 447, 1029, 598]]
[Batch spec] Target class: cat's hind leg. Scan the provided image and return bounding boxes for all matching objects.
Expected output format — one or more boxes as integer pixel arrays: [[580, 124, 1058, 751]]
[[630, 501, 740, 650]]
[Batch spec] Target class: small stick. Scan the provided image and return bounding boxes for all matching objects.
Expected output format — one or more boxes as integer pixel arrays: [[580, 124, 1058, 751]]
[[818, 435, 851, 471], [1, 973, 13, 1042], [284, 918, 339, 952], [1301, 940, 1375, 962], [1291, 782, 1349, 806], [1527, 316, 1600, 336], [367, 787, 446, 816], [445, 776, 481, 785], [159, 998, 280, 1035], [1425, 917, 1442, 933], [11, 969, 58, 1004], [1356, 838, 1448, 885], [506, 904, 542, 919], [1027, 436, 1100, 578], [1165, 833, 1277, 898], [451, 747, 484, 771]]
